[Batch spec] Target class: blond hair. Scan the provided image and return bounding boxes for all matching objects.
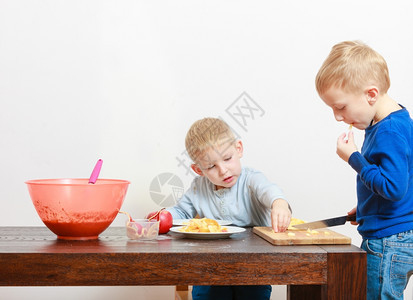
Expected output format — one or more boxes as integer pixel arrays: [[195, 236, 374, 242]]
[[185, 118, 236, 163], [315, 41, 390, 95]]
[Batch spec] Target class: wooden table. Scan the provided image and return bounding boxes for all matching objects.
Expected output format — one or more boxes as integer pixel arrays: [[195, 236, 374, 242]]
[[0, 227, 366, 299]]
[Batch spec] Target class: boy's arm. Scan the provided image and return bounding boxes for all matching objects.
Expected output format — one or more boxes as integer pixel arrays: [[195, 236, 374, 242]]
[[271, 199, 292, 233], [166, 184, 198, 220], [166, 203, 195, 220], [348, 130, 410, 201], [247, 170, 292, 232]]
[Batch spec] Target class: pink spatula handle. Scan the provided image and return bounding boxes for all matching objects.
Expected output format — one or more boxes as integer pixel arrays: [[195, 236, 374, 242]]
[[89, 159, 103, 184]]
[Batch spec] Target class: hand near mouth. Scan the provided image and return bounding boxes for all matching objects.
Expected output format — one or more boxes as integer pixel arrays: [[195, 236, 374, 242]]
[[337, 131, 358, 162]]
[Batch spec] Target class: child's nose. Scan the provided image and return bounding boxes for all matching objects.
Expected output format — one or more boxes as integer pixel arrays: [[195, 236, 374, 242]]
[[217, 164, 228, 175], [334, 112, 344, 122]]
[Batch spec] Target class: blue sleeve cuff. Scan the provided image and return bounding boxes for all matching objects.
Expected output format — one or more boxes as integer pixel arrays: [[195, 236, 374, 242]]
[[348, 151, 370, 173]]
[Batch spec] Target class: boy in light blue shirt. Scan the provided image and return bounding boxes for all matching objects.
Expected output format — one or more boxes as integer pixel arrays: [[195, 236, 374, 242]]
[[167, 117, 291, 300]]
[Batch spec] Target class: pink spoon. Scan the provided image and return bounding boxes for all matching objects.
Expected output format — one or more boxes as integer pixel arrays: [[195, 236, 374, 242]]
[[89, 159, 103, 184]]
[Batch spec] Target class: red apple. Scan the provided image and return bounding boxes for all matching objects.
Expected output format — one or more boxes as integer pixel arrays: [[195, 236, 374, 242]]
[[146, 208, 173, 234]]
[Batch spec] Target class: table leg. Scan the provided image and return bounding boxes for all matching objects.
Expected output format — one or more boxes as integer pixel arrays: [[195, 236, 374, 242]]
[[287, 285, 322, 299], [287, 251, 366, 300]]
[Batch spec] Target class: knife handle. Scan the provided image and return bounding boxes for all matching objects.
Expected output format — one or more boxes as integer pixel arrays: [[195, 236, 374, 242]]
[[346, 214, 356, 222]]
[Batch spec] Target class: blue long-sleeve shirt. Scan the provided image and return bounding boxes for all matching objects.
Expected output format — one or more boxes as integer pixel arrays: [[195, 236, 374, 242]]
[[166, 167, 286, 227], [348, 107, 413, 239]]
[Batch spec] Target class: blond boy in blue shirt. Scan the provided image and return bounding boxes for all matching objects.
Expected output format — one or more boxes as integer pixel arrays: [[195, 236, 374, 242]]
[[316, 40, 413, 299]]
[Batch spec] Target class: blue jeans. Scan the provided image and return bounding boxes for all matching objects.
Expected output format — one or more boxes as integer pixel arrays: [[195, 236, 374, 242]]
[[361, 230, 413, 299], [192, 285, 272, 300]]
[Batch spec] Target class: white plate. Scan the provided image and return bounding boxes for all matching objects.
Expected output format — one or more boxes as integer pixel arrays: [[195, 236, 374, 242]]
[[173, 219, 232, 226], [169, 226, 246, 239]]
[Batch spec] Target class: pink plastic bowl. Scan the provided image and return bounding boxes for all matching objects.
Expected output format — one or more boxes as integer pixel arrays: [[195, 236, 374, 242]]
[[26, 178, 130, 240]]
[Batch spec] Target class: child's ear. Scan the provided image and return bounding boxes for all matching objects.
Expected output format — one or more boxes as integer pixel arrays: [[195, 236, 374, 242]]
[[191, 164, 204, 176], [366, 87, 379, 105], [235, 140, 244, 158]]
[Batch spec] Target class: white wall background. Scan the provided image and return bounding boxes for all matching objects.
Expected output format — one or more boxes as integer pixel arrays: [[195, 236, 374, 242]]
[[1, 0, 412, 299]]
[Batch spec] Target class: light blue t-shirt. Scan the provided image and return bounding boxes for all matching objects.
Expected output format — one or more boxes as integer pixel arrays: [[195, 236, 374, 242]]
[[166, 167, 286, 227]]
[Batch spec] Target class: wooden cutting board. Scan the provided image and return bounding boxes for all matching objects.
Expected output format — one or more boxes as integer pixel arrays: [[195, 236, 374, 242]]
[[253, 227, 351, 245]]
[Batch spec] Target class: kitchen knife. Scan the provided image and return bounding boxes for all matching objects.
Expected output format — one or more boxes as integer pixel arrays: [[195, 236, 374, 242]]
[[292, 214, 356, 230]]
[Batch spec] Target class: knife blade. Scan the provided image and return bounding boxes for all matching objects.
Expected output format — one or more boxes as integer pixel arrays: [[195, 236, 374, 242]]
[[292, 214, 356, 230]]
